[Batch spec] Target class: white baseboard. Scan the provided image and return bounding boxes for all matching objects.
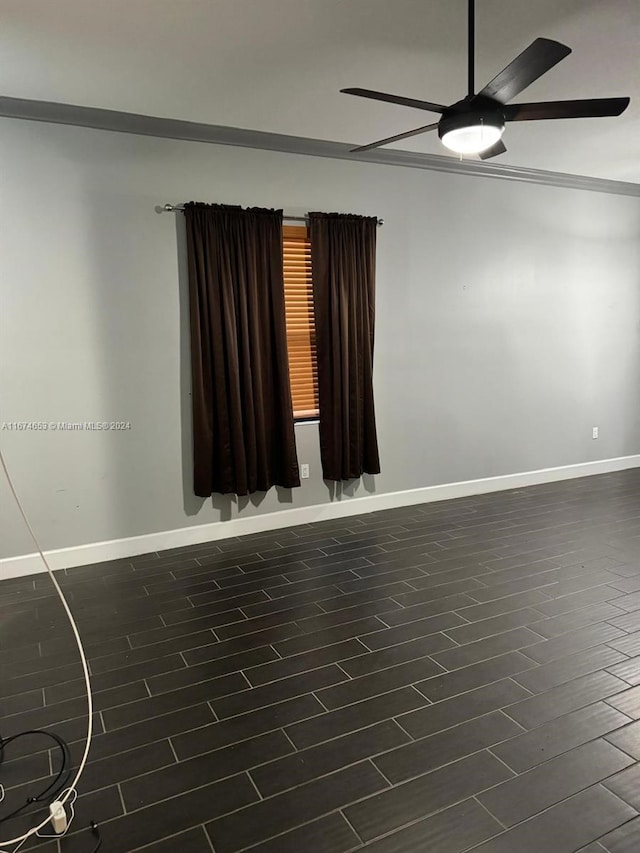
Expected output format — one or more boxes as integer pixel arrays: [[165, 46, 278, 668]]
[[2, 454, 639, 581]]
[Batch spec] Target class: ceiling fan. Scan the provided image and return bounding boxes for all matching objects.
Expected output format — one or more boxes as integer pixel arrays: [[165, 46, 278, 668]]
[[342, 0, 630, 158]]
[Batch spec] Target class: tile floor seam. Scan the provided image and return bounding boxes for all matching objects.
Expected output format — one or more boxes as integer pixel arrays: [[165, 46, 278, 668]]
[[166, 737, 180, 764], [246, 770, 264, 801], [117, 781, 127, 815], [311, 691, 330, 712], [335, 663, 353, 681], [228, 675, 429, 722], [479, 781, 640, 842], [473, 794, 509, 830], [238, 751, 398, 802], [486, 747, 519, 776], [268, 643, 283, 660], [396, 691, 524, 738], [109, 730, 322, 814], [282, 706, 421, 753], [602, 736, 640, 764], [109, 771, 262, 824], [210, 673, 347, 717], [505, 675, 534, 696], [373, 739, 524, 789], [218, 776, 394, 853], [431, 641, 550, 673], [127, 825, 214, 853], [0, 738, 178, 788], [340, 808, 365, 845], [205, 701, 219, 721], [169, 704, 328, 756], [238, 671, 253, 689], [278, 726, 299, 753], [349, 789, 499, 849], [241, 657, 359, 689], [202, 823, 217, 853], [509, 646, 634, 696], [595, 780, 640, 813], [413, 670, 532, 705]]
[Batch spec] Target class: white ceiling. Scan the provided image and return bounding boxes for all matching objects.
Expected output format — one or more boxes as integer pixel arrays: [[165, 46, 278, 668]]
[[1, 0, 638, 182]]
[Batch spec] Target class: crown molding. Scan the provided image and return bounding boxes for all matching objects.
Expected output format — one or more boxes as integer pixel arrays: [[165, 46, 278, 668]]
[[1, 96, 638, 198]]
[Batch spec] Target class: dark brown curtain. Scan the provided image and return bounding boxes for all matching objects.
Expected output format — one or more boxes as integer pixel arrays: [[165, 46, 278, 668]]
[[185, 202, 300, 496], [310, 212, 381, 481]]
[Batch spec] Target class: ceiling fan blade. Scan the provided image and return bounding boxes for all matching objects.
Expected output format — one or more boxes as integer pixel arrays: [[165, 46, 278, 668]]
[[341, 88, 446, 114], [479, 37, 571, 104], [478, 139, 507, 160], [505, 96, 630, 121], [350, 122, 439, 153]]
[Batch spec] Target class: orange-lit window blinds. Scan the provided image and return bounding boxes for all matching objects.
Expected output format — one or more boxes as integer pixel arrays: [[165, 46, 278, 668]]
[[282, 225, 319, 419]]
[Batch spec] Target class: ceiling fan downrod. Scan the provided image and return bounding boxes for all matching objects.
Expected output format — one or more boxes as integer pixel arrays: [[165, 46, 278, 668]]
[[468, 0, 475, 97]]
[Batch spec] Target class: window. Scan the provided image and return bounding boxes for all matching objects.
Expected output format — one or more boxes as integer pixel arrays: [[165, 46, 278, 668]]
[[282, 225, 319, 419]]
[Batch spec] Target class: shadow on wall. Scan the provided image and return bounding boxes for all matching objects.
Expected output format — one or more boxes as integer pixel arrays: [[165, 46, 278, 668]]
[[325, 475, 377, 499]]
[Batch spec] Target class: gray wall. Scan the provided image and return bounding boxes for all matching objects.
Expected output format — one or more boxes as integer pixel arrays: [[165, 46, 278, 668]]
[[1, 118, 639, 559]]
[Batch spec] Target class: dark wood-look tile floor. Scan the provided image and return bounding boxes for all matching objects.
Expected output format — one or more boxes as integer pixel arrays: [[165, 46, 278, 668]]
[[2, 469, 640, 852]]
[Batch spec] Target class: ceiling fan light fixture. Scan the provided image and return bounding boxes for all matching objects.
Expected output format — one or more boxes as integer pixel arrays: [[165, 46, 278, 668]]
[[441, 122, 504, 154], [438, 108, 505, 154]]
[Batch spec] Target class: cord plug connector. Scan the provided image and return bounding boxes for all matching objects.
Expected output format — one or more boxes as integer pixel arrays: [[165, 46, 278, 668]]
[[49, 801, 67, 834]]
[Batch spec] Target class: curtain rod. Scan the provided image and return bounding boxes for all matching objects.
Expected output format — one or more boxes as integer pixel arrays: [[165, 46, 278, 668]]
[[160, 203, 383, 226]]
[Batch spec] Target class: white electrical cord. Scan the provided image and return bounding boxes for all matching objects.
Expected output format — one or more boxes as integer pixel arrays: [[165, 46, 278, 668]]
[[0, 450, 93, 851]]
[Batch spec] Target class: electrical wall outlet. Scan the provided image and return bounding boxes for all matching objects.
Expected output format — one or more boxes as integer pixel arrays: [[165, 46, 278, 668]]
[[592, 427, 599, 439], [300, 464, 310, 479]]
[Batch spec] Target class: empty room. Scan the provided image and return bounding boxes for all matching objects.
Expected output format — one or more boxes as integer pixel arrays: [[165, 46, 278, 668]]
[[1, 1, 640, 851]]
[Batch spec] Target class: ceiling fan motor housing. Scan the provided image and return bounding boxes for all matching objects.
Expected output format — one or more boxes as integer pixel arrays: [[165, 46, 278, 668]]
[[437, 96, 506, 142]]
